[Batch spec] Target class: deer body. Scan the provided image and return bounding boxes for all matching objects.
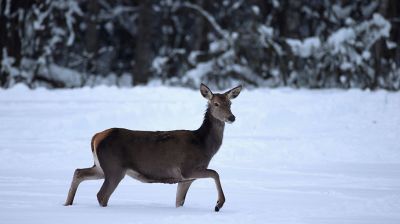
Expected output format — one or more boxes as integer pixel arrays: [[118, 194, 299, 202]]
[[65, 84, 242, 212], [95, 112, 224, 184]]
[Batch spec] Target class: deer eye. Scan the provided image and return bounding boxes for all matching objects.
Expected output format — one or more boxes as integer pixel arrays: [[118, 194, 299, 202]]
[[214, 103, 219, 107]]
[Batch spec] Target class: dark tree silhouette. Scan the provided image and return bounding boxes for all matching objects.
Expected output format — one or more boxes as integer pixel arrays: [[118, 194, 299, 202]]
[[0, 0, 399, 90]]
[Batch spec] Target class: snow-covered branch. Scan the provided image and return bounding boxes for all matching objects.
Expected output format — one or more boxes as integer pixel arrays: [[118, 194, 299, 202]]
[[98, 0, 138, 37], [179, 2, 229, 40]]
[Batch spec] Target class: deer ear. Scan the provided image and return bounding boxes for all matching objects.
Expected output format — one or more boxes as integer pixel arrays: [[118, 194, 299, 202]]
[[200, 83, 213, 100], [225, 85, 242, 99]]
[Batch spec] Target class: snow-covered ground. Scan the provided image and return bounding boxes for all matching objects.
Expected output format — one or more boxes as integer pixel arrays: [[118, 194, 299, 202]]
[[0, 85, 399, 224]]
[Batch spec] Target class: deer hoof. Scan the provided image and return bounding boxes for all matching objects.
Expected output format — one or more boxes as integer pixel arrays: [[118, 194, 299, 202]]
[[97, 197, 108, 207], [215, 199, 225, 212], [176, 200, 185, 208]]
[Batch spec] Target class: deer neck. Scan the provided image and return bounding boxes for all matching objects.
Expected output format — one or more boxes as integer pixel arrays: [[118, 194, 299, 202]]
[[196, 107, 225, 157]]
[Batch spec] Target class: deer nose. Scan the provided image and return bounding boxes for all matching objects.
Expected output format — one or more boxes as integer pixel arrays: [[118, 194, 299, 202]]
[[228, 115, 235, 122]]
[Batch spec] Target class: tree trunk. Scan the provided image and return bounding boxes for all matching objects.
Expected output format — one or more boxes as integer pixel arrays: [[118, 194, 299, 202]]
[[192, 0, 206, 51], [0, 1, 32, 87], [371, 0, 392, 89], [85, 0, 99, 54], [133, 0, 154, 86]]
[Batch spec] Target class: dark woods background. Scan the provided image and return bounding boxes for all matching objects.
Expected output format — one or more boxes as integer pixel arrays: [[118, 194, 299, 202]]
[[1, 0, 399, 90]]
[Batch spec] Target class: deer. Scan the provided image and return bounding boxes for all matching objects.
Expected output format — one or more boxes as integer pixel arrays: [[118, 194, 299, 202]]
[[64, 83, 242, 212]]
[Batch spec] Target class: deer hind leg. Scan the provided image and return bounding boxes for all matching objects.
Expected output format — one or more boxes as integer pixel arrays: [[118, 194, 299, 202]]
[[176, 180, 194, 207], [64, 165, 104, 206], [185, 169, 225, 212], [97, 167, 125, 207]]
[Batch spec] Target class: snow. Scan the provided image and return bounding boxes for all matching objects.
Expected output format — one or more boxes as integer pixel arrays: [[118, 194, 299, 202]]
[[152, 56, 169, 75], [356, 14, 391, 49], [286, 37, 321, 58], [340, 62, 353, 71], [258, 25, 274, 39], [362, 2, 380, 17], [386, 40, 397, 50], [0, 86, 400, 223], [45, 64, 83, 87], [184, 61, 214, 86], [1, 49, 19, 78], [328, 13, 391, 53], [252, 6, 260, 15], [327, 28, 356, 53], [332, 4, 352, 19]]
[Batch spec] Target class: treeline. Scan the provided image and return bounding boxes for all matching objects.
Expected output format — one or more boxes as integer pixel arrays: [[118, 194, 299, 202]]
[[1, 0, 399, 90]]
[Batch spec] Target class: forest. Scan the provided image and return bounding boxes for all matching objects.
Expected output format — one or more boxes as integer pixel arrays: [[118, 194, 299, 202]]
[[1, 0, 399, 90]]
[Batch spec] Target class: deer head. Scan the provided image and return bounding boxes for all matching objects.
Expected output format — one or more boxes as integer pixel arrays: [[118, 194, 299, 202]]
[[200, 83, 242, 124]]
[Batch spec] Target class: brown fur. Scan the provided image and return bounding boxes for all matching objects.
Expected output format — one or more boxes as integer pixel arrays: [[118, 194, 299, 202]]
[[92, 129, 114, 152]]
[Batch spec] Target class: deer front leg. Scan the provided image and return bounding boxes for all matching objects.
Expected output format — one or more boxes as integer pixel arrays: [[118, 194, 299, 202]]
[[176, 180, 194, 207], [186, 169, 225, 212]]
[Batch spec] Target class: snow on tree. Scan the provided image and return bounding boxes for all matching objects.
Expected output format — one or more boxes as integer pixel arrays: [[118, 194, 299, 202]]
[[0, 0, 399, 90]]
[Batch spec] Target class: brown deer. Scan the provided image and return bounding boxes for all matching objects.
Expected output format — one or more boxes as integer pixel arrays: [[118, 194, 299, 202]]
[[64, 83, 242, 212]]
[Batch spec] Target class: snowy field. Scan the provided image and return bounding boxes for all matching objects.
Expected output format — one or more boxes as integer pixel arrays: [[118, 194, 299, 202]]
[[0, 85, 399, 224]]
